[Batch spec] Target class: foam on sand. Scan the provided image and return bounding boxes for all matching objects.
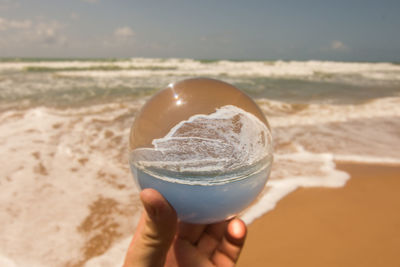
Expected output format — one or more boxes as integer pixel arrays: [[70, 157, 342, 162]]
[[1, 94, 400, 266], [0, 103, 143, 266]]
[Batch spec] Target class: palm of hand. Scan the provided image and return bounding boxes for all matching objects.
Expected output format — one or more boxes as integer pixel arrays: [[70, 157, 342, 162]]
[[165, 220, 246, 267]]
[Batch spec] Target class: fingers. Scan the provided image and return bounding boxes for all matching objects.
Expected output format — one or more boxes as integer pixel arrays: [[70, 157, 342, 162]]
[[196, 221, 228, 257], [177, 222, 206, 245], [225, 218, 247, 247], [123, 188, 177, 267], [211, 218, 247, 266]]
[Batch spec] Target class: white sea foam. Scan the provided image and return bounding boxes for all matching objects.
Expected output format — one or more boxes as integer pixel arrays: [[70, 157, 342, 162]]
[[241, 146, 350, 223], [84, 61, 398, 82], [55, 60, 400, 83], [132, 105, 272, 174], [334, 154, 400, 165], [258, 97, 400, 127], [0, 255, 17, 267], [2, 59, 400, 82]]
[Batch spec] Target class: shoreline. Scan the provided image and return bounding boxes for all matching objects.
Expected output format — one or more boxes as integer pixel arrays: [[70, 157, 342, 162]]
[[237, 162, 400, 267]]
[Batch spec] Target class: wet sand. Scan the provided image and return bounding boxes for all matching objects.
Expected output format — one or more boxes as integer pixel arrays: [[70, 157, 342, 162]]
[[237, 163, 400, 267]]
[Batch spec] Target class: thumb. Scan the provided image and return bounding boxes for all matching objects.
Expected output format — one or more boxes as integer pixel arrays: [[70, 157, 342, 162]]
[[124, 189, 177, 267]]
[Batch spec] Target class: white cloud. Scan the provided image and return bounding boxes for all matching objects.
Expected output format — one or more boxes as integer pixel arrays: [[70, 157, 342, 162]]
[[70, 12, 79, 20], [199, 32, 232, 44], [330, 40, 349, 52], [0, 17, 66, 47], [114, 26, 134, 38], [82, 0, 99, 3], [101, 26, 135, 47], [0, 17, 31, 30], [34, 21, 66, 45], [0, 0, 20, 10]]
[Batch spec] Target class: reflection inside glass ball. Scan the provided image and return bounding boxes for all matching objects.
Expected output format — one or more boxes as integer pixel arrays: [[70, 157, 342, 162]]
[[129, 78, 273, 223]]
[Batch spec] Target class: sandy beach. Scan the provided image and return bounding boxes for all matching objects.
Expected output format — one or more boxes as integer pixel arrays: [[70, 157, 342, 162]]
[[237, 162, 400, 267]]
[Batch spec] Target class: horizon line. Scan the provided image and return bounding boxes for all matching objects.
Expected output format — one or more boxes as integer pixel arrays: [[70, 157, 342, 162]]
[[0, 57, 399, 64]]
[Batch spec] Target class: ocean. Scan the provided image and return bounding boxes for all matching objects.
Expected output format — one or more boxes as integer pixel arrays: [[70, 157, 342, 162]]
[[1, 58, 400, 266]]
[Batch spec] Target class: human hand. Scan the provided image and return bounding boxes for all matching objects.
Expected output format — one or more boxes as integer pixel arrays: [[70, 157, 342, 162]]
[[123, 188, 247, 267]]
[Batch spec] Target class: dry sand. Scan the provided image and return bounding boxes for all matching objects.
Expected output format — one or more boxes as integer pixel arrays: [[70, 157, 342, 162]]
[[237, 162, 400, 267]]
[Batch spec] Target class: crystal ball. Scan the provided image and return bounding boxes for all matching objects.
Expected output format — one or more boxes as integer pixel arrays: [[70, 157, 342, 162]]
[[129, 78, 273, 223]]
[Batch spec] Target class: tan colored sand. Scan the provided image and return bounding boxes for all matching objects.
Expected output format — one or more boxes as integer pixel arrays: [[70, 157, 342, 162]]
[[237, 163, 400, 267]]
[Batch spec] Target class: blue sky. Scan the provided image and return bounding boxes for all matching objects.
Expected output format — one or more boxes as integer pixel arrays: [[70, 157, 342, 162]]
[[0, 0, 399, 61]]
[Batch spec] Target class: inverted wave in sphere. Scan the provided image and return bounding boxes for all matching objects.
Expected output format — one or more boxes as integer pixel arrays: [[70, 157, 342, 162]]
[[132, 105, 272, 176]]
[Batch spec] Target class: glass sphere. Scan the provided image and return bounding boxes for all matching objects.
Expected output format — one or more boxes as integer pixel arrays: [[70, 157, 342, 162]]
[[129, 78, 273, 223]]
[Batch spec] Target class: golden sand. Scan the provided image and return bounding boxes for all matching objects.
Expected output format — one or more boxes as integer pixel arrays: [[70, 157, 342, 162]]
[[237, 163, 400, 267]]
